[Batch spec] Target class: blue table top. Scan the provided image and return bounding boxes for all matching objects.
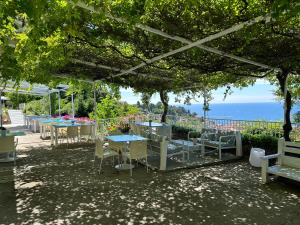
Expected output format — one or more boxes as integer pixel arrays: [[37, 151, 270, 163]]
[[106, 135, 147, 142], [40, 119, 67, 124], [135, 122, 164, 127], [52, 123, 94, 128]]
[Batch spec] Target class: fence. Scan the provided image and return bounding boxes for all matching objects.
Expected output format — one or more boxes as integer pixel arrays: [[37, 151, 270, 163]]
[[96, 114, 300, 141]]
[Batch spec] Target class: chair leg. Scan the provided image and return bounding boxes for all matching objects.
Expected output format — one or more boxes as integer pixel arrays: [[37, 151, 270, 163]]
[[93, 154, 96, 167], [130, 158, 132, 176], [111, 156, 115, 167], [98, 158, 103, 174], [146, 157, 149, 173], [14, 151, 16, 166]]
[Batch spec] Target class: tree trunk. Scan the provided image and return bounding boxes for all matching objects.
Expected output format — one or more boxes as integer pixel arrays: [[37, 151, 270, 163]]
[[159, 90, 168, 123], [0, 90, 2, 127], [276, 70, 292, 141]]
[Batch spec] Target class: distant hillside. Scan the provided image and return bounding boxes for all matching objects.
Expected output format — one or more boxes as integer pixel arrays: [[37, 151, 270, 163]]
[[136, 101, 196, 117]]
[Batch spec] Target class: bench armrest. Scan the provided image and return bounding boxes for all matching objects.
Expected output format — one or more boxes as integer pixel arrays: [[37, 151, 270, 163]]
[[261, 153, 281, 161]]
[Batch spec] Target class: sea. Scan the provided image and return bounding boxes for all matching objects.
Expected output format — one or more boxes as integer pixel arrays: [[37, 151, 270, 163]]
[[180, 102, 300, 122]]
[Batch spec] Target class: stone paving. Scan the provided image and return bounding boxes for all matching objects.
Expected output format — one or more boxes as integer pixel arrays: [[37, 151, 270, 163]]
[[0, 132, 299, 225]]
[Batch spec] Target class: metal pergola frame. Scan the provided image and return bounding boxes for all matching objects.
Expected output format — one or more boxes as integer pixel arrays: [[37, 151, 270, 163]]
[[0, 81, 72, 127], [73, 1, 282, 80]]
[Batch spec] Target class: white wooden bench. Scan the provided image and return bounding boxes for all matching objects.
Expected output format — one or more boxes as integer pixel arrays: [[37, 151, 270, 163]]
[[261, 138, 300, 184]]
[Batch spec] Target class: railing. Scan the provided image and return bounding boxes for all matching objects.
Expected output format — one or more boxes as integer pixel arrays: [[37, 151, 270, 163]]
[[96, 114, 300, 141]]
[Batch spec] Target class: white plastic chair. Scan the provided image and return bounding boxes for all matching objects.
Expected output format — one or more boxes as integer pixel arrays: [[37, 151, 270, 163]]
[[94, 139, 119, 174], [67, 126, 79, 144], [124, 140, 148, 176], [80, 125, 93, 142], [0, 136, 18, 165]]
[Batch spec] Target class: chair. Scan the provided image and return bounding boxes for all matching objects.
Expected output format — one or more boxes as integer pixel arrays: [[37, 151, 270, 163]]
[[156, 125, 172, 140], [80, 125, 93, 142], [130, 124, 139, 135], [201, 130, 237, 159], [58, 127, 67, 144], [0, 136, 18, 165], [67, 126, 79, 144], [124, 140, 148, 176], [94, 139, 119, 174]]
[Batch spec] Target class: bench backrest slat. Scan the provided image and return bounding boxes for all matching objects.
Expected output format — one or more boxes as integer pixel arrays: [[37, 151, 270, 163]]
[[282, 156, 300, 169], [285, 141, 300, 148], [284, 147, 300, 155], [279, 138, 300, 169]]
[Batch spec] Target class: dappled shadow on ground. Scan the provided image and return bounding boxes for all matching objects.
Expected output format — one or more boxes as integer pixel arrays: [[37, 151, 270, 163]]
[[0, 137, 299, 225]]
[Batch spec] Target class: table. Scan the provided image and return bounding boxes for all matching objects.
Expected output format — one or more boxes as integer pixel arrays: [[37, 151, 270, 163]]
[[106, 135, 147, 170], [51, 122, 95, 146], [0, 130, 26, 163], [26, 115, 50, 132], [106, 134, 147, 142], [39, 119, 72, 139]]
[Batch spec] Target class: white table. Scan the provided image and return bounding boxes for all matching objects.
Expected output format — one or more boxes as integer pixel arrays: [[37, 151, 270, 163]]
[[106, 135, 147, 170], [51, 123, 95, 147]]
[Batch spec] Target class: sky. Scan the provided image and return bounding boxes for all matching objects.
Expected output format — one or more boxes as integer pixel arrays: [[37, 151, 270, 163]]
[[120, 79, 278, 105]]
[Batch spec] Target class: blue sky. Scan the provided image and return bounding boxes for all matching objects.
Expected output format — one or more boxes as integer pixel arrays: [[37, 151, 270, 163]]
[[120, 79, 278, 105]]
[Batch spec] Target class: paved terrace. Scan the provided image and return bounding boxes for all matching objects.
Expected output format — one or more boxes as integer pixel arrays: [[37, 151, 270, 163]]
[[0, 131, 299, 225]]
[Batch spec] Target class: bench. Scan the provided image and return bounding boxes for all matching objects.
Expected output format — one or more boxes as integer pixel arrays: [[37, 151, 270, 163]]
[[261, 138, 300, 184], [197, 131, 242, 159]]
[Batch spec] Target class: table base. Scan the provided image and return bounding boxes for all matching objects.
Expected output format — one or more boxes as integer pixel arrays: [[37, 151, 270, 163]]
[[115, 163, 134, 170]]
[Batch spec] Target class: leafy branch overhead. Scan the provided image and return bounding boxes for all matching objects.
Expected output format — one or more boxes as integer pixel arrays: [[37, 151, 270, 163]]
[[0, 0, 298, 91]]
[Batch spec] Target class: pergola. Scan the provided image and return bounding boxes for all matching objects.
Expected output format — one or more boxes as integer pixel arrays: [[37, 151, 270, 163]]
[[62, 3, 274, 85], [0, 0, 299, 138], [0, 81, 72, 125]]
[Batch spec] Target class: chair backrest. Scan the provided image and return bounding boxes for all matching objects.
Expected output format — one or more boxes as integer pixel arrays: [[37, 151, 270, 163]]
[[0, 136, 15, 153], [95, 139, 104, 158], [129, 141, 147, 160], [67, 126, 78, 138], [80, 125, 92, 136], [108, 140, 123, 152], [131, 124, 141, 135], [202, 128, 216, 134], [157, 125, 172, 140], [279, 138, 300, 169]]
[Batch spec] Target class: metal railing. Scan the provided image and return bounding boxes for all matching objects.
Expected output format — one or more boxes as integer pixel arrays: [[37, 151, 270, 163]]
[[96, 114, 300, 141]]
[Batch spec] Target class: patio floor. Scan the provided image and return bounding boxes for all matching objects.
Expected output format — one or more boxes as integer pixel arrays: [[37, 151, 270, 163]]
[[0, 131, 299, 225]]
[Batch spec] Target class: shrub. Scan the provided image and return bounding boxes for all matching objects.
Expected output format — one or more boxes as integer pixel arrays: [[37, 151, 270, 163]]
[[172, 125, 195, 139], [242, 133, 278, 156], [243, 126, 283, 138]]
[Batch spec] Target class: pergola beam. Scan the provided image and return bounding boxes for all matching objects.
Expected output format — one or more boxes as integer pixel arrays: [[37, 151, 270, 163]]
[[110, 15, 269, 78], [1, 88, 49, 96], [71, 58, 173, 81], [74, 1, 279, 75]]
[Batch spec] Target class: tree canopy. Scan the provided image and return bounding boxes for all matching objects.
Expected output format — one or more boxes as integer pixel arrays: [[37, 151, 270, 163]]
[[0, 0, 299, 137]]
